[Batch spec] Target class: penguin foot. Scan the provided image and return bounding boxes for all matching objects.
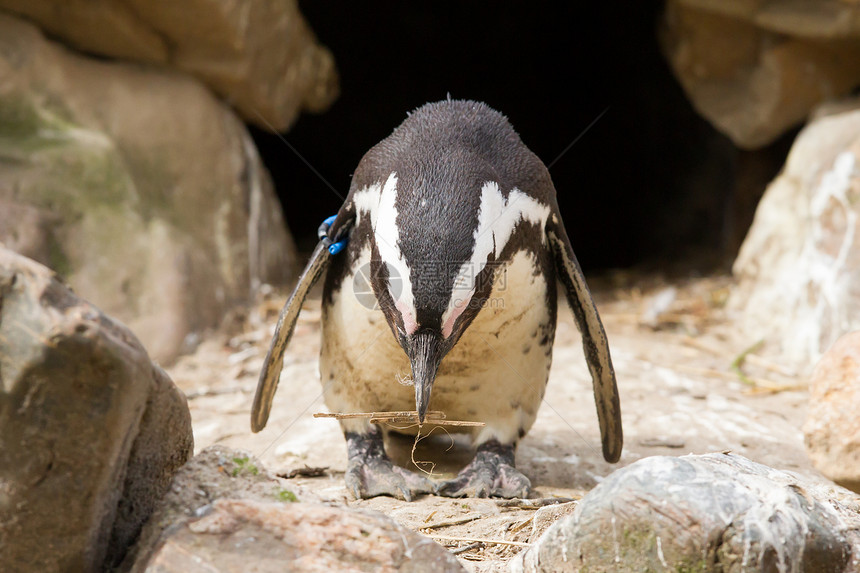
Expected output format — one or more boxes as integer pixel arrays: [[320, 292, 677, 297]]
[[436, 440, 531, 498], [344, 431, 435, 501]]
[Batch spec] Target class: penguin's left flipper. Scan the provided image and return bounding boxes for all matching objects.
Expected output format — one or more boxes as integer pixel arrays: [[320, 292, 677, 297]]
[[547, 216, 623, 463], [436, 440, 531, 498], [251, 240, 333, 433]]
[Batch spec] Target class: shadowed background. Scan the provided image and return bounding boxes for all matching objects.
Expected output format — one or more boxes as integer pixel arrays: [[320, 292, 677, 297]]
[[255, 0, 791, 270]]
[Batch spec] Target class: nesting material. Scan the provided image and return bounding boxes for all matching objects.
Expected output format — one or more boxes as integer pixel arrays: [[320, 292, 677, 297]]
[[313, 411, 485, 427]]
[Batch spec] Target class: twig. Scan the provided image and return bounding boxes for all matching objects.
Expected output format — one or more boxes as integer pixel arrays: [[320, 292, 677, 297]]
[[508, 516, 535, 534], [680, 336, 796, 377], [680, 336, 723, 355], [314, 411, 485, 427], [314, 410, 446, 420], [742, 353, 797, 377], [185, 385, 251, 399], [420, 513, 482, 531], [664, 363, 780, 387], [496, 497, 577, 509], [371, 417, 484, 427], [450, 542, 484, 555], [277, 466, 328, 479], [742, 383, 807, 396], [429, 534, 531, 547]]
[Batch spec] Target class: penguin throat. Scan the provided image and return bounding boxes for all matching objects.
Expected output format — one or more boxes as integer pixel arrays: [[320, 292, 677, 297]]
[[442, 287, 475, 338], [395, 299, 419, 336]]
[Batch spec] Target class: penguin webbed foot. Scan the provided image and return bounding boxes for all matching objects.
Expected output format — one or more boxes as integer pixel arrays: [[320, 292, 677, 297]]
[[436, 439, 531, 498], [345, 430, 434, 501]]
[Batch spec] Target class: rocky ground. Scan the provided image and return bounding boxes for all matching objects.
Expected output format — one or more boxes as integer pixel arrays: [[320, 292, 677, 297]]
[[168, 270, 818, 572]]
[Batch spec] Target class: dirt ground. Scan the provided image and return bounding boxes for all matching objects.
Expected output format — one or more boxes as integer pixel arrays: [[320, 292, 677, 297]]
[[167, 271, 820, 572]]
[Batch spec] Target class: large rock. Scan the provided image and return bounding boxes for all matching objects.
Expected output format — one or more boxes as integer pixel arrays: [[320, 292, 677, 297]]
[[124, 446, 464, 573], [0, 13, 295, 363], [672, 0, 860, 39], [0, 247, 193, 573], [804, 331, 860, 493], [729, 101, 860, 372], [0, 0, 338, 131], [660, 0, 860, 148], [511, 453, 860, 573]]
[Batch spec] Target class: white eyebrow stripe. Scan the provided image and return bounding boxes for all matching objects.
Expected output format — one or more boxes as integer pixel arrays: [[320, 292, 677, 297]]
[[353, 173, 418, 334], [441, 181, 550, 337], [353, 181, 382, 227]]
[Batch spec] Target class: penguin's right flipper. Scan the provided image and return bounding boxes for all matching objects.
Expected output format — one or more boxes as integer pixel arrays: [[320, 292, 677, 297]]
[[547, 215, 623, 463], [251, 239, 332, 432]]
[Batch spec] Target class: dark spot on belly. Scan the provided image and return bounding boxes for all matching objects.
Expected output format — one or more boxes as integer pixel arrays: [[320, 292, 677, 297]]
[[522, 344, 531, 354], [467, 409, 477, 416], [531, 329, 539, 339], [518, 427, 526, 439], [469, 384, 480, 392], [510, 400, 521, 409]]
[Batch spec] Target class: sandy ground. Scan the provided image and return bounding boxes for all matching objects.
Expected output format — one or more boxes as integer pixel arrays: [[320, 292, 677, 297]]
[[167, 271, 818, 572]]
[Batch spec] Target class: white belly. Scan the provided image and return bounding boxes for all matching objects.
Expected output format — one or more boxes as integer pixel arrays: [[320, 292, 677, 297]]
[[320, 248, 554, 445]]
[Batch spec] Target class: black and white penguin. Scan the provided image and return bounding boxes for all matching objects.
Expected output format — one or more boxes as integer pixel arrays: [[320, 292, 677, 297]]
[[252, 100, 621, 500]]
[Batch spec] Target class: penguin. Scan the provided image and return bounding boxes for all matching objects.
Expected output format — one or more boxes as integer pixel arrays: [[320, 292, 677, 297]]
[[251, 100, 622, 500]]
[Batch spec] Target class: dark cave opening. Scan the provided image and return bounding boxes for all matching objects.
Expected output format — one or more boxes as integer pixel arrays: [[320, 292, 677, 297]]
[[251, 1, 790, 272]]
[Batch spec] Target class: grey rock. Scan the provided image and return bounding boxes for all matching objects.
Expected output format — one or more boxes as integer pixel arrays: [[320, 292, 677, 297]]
[[730, 102, 860, 373], [124, 446, 464, 573], [660, 0, 860, 148], [511, 453, 859, 572], [0, 0, 338, 131], [0, 13, 295, 363], [0, 247, 193, 573], [528, 501, 578, 545]]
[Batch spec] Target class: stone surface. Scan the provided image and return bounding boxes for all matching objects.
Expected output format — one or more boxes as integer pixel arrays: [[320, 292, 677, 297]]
[[124, 446, 464, 573], [511, 453, 860, 573], [660, 0, 860, 148], [730, 102, 860, 372], [804, 331, 860, 493], [0, 0, 338, 131], [675, 0, 860, 40], [0, 13, 295, 363], [142, 500, 465, 573], [527, 502, 578, 544], [0, 247, 193, 573]]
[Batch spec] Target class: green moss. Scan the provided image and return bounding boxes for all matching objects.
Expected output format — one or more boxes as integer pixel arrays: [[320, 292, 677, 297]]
[[0, 97, 48, 140], [575, 525, 711, 573], [0, 96, 78, 156], [276, 489, 297, 503], [231, 456, 259, 477], [46, 232, 71, 278]]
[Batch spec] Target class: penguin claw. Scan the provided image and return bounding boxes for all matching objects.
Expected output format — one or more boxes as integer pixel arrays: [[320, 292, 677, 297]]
[[345, 459, 434, 501], [436, 440, 532, 499], [344, 431, 434, 501]]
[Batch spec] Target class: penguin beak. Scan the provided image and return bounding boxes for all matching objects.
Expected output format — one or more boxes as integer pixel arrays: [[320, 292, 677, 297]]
[[409, 331, 443, 424]]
